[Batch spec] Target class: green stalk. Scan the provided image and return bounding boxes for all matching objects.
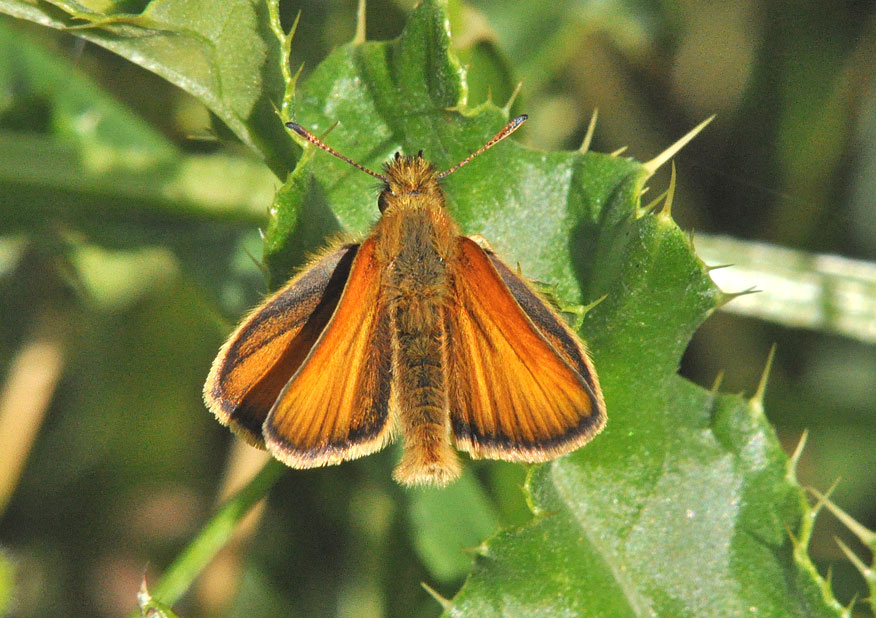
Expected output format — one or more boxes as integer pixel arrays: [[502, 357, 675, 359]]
[[129, 458, 286, 616], [696, 234, 876, 344]]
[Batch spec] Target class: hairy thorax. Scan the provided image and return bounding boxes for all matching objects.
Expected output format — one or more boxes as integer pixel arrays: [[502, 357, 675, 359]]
[[373, 155, 459, 313]]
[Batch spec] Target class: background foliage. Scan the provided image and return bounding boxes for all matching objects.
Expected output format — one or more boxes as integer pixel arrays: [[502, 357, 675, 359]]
[[0, 0, 874, 616]]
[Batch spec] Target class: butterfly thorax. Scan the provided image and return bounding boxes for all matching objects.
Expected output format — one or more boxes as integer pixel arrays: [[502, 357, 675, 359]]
[[373, 155, 459, 266]]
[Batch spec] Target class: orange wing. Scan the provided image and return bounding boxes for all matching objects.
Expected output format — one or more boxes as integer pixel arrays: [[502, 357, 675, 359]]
[[264, 237, 394, 468], [486, 254, 604, 403], [204, 244, 359, 447], [445, 237, 605, 461]]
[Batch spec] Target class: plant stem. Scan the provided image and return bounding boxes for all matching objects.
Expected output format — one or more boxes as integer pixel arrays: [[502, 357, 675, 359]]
[[130, 458, 286, 616]]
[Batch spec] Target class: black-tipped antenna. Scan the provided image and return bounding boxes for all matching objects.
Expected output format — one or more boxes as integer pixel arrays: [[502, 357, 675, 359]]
[[286, 122, 389, 182], [437, 114, 527, 179]]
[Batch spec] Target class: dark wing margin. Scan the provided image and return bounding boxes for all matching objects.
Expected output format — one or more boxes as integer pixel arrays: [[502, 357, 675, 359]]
[[203, 244, 359, 447]]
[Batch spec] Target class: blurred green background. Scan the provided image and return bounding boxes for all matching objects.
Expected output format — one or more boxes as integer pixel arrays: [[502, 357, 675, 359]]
[[0, 0, 874, 616]]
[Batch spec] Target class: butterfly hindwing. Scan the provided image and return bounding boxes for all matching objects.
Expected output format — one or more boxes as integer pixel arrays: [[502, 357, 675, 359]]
[[264, 237, 394, 468], [203, 244, 358, 446], [445, 237, 605, 461]]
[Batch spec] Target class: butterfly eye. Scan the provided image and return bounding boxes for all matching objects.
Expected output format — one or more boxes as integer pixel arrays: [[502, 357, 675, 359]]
[[378, 191, 391, 213]]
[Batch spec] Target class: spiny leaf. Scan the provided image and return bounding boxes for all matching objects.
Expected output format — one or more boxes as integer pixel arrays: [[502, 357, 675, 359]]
[[258, 2, 843, 615]]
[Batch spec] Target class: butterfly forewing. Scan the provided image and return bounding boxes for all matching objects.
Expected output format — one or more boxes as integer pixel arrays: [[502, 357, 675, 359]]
[[264, 237, 394, 468], [204, 244, 359, 446], [488, 254, 604, 400], [445, 237, 605, 461]]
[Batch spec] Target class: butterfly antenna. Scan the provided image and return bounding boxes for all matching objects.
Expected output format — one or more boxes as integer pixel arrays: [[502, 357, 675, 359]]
[[286, 122, 389, 182], [437, 114, 527, 179]]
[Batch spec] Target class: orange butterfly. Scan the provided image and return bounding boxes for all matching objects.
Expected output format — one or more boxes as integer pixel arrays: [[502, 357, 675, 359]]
[[204, 116, 605, 486]]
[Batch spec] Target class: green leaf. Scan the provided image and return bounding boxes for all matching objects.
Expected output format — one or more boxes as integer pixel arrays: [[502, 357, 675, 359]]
[[0, 131, 274, 232], [0, 16, 274, 314], [0, 17, 274, 236], [407, 470, 500, 582], [267, 1, 842, 615], [269, 3, 645, 307], [0, 0, 295, 176]]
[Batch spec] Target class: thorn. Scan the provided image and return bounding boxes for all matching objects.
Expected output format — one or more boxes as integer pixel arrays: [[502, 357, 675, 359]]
[[522, 469, 538, 514], [532, 508, 562, 522], [610, 145, 628, 157], [795, 477, 837, 552], [476, 540, 490, 556], [786, 524, 801, 550], [290, 10, 302, 36], [835, 537, 872, 581], [642, 187, 669, 214], [807, 478, 840, 518], [705, 262, 734, 272], [421, 582, 453, 610], [788, 429, 809, 481], [751, 344, 776, 410], [717, 286, 760, 307], [658, 162, 677, 221], [137, 573, 152, 610], [353, 0, 366, 44], [502, 82, 523, 114], [284, 10, 302, 50], [642, 115, 715, 177], [242, 246, 263, 273], [710, 371, 724, 393], [291, 61, 305, 91], [580, 293, 609, 316], [461, 541, 489, 556], [809, 487, 876, 548], [841, 591, 859, 617], [578, 108, 598, 153], [554, 294, 607, 331], [322, 120, 340, 140]]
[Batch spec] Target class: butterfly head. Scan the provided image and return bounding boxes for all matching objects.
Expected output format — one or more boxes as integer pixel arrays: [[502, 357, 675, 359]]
[[378, 151, 442, 213]]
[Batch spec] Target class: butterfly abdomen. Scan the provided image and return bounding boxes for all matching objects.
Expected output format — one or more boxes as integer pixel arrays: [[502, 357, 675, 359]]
[[384, 210, 461, 486]]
